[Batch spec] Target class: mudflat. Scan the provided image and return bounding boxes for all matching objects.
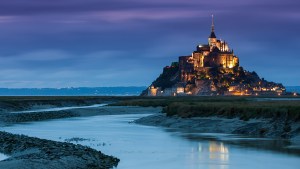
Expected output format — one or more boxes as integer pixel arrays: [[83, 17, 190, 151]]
[[1, 96, 300, 168], [0, 96, 160, 169]]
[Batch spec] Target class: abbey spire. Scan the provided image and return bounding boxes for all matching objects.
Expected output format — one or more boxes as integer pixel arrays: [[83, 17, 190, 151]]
[[211, 14, 214, 32], [208, 15, 217, 48], [209, 14, 216, 39]]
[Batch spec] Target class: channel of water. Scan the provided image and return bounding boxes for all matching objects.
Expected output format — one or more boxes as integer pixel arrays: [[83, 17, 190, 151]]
[[1, 113, 299, 169], [10, 104, 107, 114]]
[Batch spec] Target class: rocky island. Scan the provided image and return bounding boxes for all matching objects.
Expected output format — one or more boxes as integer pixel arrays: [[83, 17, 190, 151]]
[[143, 16, 287, 96]]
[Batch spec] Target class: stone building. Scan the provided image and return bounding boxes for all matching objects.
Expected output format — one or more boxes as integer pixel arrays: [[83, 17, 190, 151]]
[[179, 15, 239, 83]]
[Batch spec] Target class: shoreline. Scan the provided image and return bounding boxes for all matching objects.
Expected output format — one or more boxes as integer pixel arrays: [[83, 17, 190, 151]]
[[134, 113, 300, 140], [0, 105, 161, 127], [0, 102, 161, 169], [0, 131, 119, 169], [112, 96, 300, 141], [134, 113, 300, 155]]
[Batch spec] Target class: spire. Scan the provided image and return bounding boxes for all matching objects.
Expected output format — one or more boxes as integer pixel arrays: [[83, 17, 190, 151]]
[[211, 14, 214, 32], [209, 14, 216, 38]]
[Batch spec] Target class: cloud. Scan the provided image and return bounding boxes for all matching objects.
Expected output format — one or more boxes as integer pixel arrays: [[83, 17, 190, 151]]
[[0, 0, 299, 87], [15, 50, 71, 61], [0, 16, 16, 23], [88, 9, 204, 22]]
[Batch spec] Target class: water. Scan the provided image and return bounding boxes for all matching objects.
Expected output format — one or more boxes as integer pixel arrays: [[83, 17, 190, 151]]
[[1, 114, 299, 169], [0, 153, 9, 161], [11, 104, 107, 114], [286, 86, 300, 93], [0, 86, 298, 96], [0, 87, 146, 96]]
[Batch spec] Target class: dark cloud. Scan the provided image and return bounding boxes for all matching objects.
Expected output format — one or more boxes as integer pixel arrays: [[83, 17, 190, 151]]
[[0, 0, 299, 87]]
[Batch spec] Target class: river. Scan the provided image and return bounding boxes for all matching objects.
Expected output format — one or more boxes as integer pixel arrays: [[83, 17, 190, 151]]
[[1, 113, 299, 169]]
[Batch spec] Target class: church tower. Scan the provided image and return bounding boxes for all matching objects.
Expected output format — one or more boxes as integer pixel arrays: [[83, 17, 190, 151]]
[[208, 15, 217, 49]]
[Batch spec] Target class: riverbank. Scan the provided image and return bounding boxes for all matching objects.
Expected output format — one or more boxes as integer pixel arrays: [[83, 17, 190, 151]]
[[0, 131, 119, 169], [0, 96, 160, 169], [0, 106, 160, 168], [135, 113, 300, 140], [0, 106, 160, 127], [113, 96, 300, 140]]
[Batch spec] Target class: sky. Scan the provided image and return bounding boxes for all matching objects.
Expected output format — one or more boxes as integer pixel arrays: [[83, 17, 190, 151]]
[[0, 0, 299, 88]]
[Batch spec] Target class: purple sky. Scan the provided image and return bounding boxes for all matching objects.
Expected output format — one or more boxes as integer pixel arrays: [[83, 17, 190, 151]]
[[0, 0, 299, 88]]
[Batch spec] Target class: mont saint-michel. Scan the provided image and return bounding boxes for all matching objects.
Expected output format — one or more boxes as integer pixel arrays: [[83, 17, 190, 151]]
[[143, 16, 286, 96]]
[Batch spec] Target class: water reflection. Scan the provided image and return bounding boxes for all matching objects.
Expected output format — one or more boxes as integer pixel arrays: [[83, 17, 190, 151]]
[[193, 141, 229, 169], [181, 132, 300, 156], [209, 141, 229, 162]]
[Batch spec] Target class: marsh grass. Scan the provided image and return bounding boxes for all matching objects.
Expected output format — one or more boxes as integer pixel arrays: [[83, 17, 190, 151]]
[[163, 101, 300, 121], [1, 96, 299, 121], [111, 96, 300, 121]]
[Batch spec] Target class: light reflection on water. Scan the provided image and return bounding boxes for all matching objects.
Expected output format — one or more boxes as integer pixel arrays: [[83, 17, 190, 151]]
[[208, 142, 229, 162], [10, 104, 107, 114], [194, 142, 229, 169], [1, 114, 299, 169], [0, 153, 9, 161]]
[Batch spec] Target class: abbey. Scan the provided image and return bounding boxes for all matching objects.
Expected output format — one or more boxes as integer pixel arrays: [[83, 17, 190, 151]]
[[143, 16, 286, 96], [180, 15, 239, 83]]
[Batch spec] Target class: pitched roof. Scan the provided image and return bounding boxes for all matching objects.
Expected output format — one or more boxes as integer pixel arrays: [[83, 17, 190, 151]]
[[209, 31, 216, 38]]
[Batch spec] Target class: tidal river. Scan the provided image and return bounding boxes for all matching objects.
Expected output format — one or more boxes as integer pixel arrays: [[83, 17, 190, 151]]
[[1, 113, 299, 169]]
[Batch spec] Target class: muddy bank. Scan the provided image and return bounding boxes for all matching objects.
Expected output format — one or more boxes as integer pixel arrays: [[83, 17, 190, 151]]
[[0, 131, 119, 169], [1, 110, 76, 126], [0, 106, 161, 127], [0, 96, 116, 113], [135, 113, 300, 156], [135, 113, 300, 140]]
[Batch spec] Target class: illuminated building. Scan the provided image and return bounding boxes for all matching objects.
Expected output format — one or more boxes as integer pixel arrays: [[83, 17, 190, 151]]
[[179, 15, 239, 83], [145, 16, 286, 96]]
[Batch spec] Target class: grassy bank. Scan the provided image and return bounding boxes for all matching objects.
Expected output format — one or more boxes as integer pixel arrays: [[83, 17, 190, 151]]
[[1, 96, 299, 121], [109, 96, 249, 107], [164, 101, 300, 121], [111, 96, 300, 121]]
